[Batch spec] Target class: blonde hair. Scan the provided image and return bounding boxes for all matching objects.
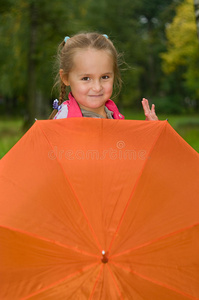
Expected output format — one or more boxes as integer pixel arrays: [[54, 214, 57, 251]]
[[49, 32, 122, 119]]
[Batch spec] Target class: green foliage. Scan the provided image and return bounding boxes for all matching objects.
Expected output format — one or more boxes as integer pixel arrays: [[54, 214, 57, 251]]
[[0, 0, 198, 122], [161, 0, 199, 105]]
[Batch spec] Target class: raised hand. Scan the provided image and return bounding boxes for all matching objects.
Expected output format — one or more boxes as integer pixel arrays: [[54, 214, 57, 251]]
[[141, 98, 158, 121]]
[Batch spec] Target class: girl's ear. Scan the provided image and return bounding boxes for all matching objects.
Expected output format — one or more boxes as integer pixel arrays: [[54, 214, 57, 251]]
[[60, 69, 70, 86]]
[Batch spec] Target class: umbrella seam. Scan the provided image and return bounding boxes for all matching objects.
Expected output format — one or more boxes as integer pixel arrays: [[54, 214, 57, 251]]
[[36, 121, 103, 252], [107, 264, 124, 300], [111, 262, 198, 300], [0, 224, 100, 258], [111, 222, 199, 258], [89, 264, 103, 300], [21, 262, 99, 300], [108, 121, 167, 253]]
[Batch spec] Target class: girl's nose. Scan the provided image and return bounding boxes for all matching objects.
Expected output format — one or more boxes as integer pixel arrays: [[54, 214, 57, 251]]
[[92, 80, 102, 92]]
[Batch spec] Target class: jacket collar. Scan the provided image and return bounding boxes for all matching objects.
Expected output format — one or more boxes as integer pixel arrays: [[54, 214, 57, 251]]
[[67, 92, 124, 119]]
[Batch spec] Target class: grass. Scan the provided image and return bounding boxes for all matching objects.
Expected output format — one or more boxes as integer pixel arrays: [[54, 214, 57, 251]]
[[0, 118, 23, 159], [0, 113, 199, 159]]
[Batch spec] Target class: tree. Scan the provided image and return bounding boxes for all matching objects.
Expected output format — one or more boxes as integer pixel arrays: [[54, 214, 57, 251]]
[[82, 0, 181, 108], [161, 0, 199, 109], [0, 0, 87, 127], [0, 0, 189, 120], [132, 0, 181, 96], [194, 0, 199, 40]]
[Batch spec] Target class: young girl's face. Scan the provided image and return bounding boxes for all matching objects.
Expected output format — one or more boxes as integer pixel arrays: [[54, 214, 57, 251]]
[[62, 48, 114, 116]]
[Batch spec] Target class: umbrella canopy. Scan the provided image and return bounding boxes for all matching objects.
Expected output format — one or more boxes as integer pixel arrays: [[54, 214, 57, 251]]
[[0, 118, 199, 300]]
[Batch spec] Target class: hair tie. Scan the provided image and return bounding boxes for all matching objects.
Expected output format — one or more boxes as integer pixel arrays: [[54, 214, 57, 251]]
[[64, 36, 70, 43], [103, 34, 108, 39], [53, 99, 61, 111]]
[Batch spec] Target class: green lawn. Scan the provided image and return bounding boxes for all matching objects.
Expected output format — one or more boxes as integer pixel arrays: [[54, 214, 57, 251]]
[[0, 113, 199, 159], [0, 118, 24, 159]]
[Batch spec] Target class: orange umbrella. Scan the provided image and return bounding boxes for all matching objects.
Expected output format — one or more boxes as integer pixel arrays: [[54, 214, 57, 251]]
[[0, 118, 199, 300]]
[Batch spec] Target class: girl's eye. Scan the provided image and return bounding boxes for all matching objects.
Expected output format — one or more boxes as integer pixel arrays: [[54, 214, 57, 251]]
[[102, 75, 110, 79], [82, 77, 90, 81]]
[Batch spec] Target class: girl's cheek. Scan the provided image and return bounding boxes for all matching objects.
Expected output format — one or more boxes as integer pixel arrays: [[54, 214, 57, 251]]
[[107, 83, 113, 92], [81, 85, 90, 92], [76, 84, 88, 91]]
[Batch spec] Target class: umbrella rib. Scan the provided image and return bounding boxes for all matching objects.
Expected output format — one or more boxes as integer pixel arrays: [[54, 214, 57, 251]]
[[111, 262, 198, 300], [89, 264, 124, 300], [37, 122, 102, 252], [0, 224, 99, 259], [108, 122, 167, 253], [89, 264, 103, 300], [111, 222, 199, 258], [107, 264, 125, 300], [21, 262, 99, 300]]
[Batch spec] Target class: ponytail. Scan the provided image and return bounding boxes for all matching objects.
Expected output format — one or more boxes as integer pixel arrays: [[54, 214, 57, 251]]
[[48, 81, 67, 119]]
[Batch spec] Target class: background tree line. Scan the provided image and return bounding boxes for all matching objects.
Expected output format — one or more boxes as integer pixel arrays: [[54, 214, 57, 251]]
[[0, 0, 198, 128]]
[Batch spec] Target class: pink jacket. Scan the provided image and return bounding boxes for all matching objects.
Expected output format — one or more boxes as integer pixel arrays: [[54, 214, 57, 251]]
[[54, 93, 125, 120]]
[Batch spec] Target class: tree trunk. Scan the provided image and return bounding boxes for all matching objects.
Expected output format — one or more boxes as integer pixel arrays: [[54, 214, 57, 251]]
[[23, 0, 37, 130], [194, 0, 199, 41], [147, 18, 156, 96]]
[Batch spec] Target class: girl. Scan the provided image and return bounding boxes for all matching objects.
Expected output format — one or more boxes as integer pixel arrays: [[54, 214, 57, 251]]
[[49, 32, 158, 121]]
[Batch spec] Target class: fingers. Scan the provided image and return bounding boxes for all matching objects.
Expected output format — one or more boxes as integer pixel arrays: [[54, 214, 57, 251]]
[[151, 104, 155, 113], [141, 98, 158, 121], [141, 98, 150, 112], [142, 98, 151, 119]]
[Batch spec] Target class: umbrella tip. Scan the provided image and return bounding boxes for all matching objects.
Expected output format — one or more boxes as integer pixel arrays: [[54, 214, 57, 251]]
[[101, 250, 109, 264]]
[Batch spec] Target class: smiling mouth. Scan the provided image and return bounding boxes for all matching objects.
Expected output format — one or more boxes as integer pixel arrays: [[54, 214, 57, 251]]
[[89, 94, 103, 97]]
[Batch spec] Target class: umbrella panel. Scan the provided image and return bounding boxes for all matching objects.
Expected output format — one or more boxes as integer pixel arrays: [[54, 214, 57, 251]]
[[0, 118, 199, 299]]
